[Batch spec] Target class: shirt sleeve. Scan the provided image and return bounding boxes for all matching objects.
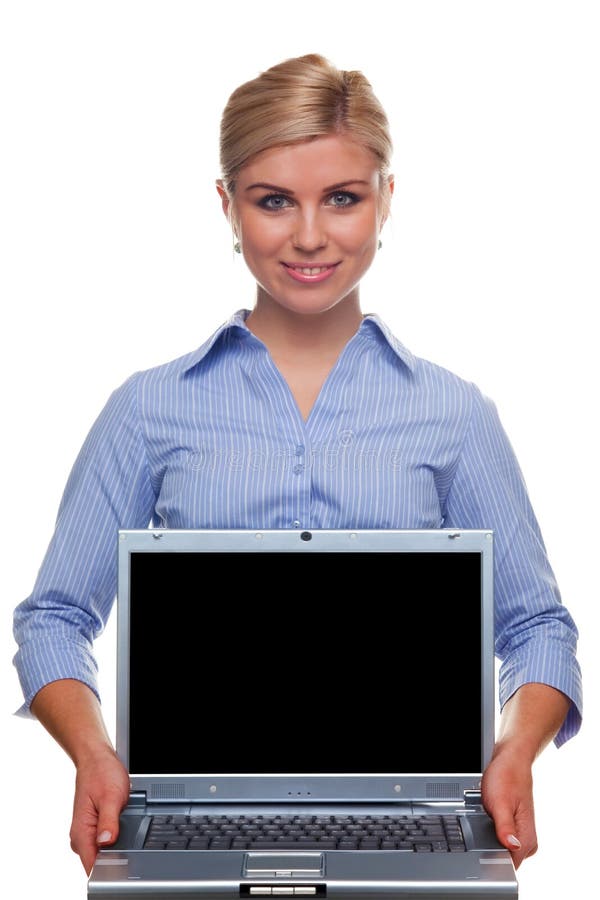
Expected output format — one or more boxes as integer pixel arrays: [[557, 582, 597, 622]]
[[442, 384, 582, 747], [12, 373, 157, 717]]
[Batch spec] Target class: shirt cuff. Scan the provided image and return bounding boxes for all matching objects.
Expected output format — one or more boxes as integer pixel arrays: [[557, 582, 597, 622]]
[[498, 642, 583, 748], [13, 637, 100, 718]]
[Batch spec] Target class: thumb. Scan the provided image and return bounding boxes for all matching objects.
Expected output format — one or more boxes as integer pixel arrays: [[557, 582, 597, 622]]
[[96, 799, 123, 847], [503, 832, 522, 852], [492, 810, 522, 852], [96, 828, 116, 846]]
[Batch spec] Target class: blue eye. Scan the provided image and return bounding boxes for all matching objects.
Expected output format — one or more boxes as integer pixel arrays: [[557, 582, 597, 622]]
[[328, 191, 359, 207], [258, 194, 291, 210]]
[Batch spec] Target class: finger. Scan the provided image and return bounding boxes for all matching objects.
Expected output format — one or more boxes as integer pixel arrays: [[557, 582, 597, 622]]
[[70, 826, 101, 877]]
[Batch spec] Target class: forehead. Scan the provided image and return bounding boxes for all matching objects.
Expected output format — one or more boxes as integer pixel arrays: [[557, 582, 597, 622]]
[[238, 134, 380, 189]]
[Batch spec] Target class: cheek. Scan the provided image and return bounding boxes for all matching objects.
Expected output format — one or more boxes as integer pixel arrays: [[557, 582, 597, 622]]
[[335, 210, 379, 249], [241, 216, 288, 252]]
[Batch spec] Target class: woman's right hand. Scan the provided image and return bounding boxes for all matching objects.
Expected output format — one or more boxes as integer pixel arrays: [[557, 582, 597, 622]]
[[30, 679, 131, 875], [70, 745, 131, 874]]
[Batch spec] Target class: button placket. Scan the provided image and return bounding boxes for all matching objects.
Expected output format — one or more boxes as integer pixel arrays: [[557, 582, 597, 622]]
[[287, 432, 310, 529]]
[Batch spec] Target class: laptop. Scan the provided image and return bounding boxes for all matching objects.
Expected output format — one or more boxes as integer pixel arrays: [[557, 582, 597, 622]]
[[88, 527, 519, 899]]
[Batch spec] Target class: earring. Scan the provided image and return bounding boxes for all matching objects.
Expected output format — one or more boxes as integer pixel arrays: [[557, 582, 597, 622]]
[[377, 239, 383, 251], [234, 241, 241, 254]]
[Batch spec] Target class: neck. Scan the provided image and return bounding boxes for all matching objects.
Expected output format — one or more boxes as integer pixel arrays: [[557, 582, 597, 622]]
[[246, 289, 364, 361]]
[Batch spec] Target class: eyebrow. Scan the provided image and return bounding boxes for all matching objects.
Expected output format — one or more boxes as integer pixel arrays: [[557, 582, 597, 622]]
[[244, 180, 372, 194]]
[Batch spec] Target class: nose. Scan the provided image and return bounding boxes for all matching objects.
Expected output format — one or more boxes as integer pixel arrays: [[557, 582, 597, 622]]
[[292, 209, 327, 253]]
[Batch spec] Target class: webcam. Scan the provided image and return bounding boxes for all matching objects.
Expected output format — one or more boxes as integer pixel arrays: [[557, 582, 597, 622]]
[[300, 531, 312, 541]]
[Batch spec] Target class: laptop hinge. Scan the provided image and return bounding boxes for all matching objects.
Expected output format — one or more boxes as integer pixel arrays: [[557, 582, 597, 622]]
[[128, 792, 147, 808], [464, 790, 483, 807]]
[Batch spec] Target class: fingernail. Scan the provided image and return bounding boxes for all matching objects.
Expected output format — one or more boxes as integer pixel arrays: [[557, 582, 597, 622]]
[[97, 831, 112, 844], [507, 834, 521, 848]]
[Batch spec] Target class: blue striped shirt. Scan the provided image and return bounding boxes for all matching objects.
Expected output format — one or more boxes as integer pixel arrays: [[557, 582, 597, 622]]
[[13, 310, 582, 744]]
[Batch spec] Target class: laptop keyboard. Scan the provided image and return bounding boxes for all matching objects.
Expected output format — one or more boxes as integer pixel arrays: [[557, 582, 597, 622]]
[[143, 813, 466, 852]]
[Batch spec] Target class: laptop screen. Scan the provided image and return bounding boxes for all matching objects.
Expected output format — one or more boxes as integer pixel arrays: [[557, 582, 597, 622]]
[[120, 530, 491, 779]]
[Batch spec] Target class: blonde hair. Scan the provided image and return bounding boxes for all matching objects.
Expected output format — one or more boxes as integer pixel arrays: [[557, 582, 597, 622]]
[[219, 53, 393, 216]]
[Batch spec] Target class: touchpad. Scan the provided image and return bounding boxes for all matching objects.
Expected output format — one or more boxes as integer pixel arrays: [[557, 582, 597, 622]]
[[243, 853, 324, 877]]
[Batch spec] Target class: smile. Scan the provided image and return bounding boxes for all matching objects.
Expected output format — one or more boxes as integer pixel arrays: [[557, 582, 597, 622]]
[[282, 263, 339, 283]]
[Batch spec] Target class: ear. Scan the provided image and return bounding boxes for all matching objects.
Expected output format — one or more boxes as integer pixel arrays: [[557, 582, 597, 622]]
[[215, 179, 231, 219], [379, 173, 395, 230]]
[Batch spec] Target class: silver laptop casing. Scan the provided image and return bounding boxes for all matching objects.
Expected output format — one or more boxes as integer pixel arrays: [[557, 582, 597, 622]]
[[89, 528, 518, 898]]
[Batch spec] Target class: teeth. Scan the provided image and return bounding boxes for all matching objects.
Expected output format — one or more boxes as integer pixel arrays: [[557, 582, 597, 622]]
[[292, 266, 329, 275]]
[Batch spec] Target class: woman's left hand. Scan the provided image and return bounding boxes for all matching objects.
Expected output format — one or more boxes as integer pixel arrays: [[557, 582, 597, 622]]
[[481, 744, 537, 868], [481, 682, 571, 868]]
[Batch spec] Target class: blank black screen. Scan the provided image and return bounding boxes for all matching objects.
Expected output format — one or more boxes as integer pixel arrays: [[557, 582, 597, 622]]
[[128, 551, 482, 774]]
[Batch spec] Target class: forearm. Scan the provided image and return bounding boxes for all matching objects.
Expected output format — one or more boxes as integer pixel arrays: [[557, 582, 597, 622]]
[[493, 682, 571, 764], [30, 678, 116, 766]]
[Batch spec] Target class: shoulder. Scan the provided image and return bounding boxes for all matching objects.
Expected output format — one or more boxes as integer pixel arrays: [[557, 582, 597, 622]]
[[119, 310, 250, 393], [411, 353, 479, 395], [365, 316, 486, 412], [409, 356, 498, 435]]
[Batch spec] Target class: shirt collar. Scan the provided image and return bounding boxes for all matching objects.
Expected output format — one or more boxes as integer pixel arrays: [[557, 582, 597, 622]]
[[182, 308, 415, 373], [181, 309, 252, 373], [360, 313, 416, 371]]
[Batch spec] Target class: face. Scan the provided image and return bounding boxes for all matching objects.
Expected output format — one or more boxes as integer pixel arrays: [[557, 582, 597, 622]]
[[216, 134, 393, 317]]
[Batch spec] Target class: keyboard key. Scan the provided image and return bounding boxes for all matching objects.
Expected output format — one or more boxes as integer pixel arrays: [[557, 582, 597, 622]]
[[246, 842, 337, 851]]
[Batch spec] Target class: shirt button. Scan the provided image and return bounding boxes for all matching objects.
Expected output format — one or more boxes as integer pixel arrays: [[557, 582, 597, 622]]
[[292, 520, 301, 528], [293, 464, 304, 475], [295, 444, 305, 456]]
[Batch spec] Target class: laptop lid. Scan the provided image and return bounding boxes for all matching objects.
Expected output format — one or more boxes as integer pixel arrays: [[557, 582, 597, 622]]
[[115, 528, 495, 806]]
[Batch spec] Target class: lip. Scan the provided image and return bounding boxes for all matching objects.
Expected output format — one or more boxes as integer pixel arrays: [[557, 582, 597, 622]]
[[282, 262, 340, 284]]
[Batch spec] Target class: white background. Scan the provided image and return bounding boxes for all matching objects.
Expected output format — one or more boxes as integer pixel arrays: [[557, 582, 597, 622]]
[[1, 2, 598, 898]]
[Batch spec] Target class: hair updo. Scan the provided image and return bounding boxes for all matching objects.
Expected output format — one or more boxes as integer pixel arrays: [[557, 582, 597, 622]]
[[218, 53, 393, 217]]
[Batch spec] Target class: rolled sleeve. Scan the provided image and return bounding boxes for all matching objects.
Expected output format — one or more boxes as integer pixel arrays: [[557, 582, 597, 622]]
[[443, 384, 582, 747], [12, 373, 157, 716], [498, 635, 582, 747]]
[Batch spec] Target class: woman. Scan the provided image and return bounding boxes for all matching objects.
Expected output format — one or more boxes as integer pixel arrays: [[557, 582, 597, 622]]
[[13, 52, 582, 875]]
